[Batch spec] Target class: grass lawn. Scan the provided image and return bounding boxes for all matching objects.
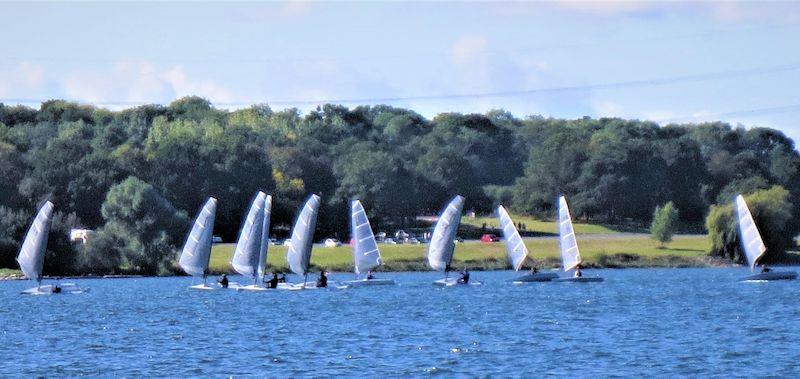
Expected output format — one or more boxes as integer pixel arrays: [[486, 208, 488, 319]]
[[461, 213, 618, 235], [208, 235, 712, 273]]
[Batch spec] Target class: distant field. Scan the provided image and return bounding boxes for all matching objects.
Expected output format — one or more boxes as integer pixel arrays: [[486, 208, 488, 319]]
[[208, 235, 713, 274], [461, 213, 618, 235]]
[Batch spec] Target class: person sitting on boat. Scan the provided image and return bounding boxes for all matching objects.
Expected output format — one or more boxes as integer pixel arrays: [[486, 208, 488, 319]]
[[761, 265, 772, 273], [53, 284, 62, 293], [458, 269, 470, 284], [278, 273, 287, 283], [574, 266, 583, 278], [218, 274, 229, 288], [316, 270, 328, 288], [366, 271, 375, 280], [267, 273, 279, 289], [531, 266, 539, 274]]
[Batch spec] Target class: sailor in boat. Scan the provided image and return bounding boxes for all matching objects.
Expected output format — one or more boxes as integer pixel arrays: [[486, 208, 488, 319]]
[[574, 266, 583, 278], [278, 273, 287, 283], [53, 284, 62, 293], [267, 273, 279, 289], [458, 268, 470, 284], [761, 265, 772, 273], [316, 270, 328, 288], [366, 270, 375, 280], [531, 266, 539, 274], [218, 274, 229, 288]]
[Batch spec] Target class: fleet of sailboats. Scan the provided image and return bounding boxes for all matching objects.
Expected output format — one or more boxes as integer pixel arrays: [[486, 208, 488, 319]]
[[16, 190, 800, 295], [735, 195, 797, 281], [497, 205, 557, 282]]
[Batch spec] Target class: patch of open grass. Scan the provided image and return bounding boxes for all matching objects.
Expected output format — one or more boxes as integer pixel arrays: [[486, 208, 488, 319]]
[[461, 213, 618, 235], [208, 235, 712, 273]]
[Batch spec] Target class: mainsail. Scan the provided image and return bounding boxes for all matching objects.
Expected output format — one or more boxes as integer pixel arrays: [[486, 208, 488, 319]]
[[558, 196, 582, 271], [257, 195, 273, 279], [16, 201, 54, 283], [286, 194, 321, 276], [179, 197, 217, 277], [427, 195, 465, 271], [232, 192, 266, 279], [351, 200, 382, 275], [735, 194, 767, 270], [497, 205, 528, 271]]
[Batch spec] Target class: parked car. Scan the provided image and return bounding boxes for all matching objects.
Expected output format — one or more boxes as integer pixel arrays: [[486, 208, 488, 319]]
[[382, 238, 397, 245], [324, 238, 341, 247], [394, 230, 410, 241], [375, 232, 387, 242], [453, 236, 464, 244], [481, 234, 500, 243], [269, 238, 278, 246], [406, 237, 420, 244], [212, 235, 223, 243]]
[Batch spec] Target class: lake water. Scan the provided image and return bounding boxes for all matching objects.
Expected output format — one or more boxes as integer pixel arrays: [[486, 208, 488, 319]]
[[2, 268, 799, 377]]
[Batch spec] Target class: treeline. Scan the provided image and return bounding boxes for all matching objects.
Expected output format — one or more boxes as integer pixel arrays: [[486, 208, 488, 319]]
[[0, 97, 798, 274]]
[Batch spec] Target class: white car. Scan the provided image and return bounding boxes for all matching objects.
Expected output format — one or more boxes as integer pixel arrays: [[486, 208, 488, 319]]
[[324, 238, 341, 247], [382, 238, 397, 245], [212, 236, 223, 243]]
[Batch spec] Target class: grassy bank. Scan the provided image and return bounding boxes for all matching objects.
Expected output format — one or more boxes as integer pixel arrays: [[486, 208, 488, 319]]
[[461, 213, 618, 235], [208, 235, 715, 274]]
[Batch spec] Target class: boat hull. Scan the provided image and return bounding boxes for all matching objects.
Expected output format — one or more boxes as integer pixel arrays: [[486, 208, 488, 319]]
[[511, 272, 558, 283], [235, 284, 270, 292], [189, 283, 216, 290], [433, 278, 482, 287], [21, 283, 87, 295], [555, 277, 604, 283], [341, 278, 396, 286], [742, 271, 798, 281]]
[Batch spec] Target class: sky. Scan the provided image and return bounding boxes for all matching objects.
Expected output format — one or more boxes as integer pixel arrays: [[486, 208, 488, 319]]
[[1, 1, 800, 142]]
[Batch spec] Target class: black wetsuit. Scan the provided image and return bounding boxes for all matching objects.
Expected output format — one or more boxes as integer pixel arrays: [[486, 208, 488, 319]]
[[268, 275, 279, 289], [316, 274, 328, 288], [219, 275, 229, 288], [459, 272, 470, 284]]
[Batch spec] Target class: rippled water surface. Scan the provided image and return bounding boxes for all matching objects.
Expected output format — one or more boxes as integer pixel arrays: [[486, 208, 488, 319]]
[[2, 268, 799, 376]]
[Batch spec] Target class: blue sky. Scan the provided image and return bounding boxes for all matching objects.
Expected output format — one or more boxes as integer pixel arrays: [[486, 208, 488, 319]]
[[1, 2, 800, 141]]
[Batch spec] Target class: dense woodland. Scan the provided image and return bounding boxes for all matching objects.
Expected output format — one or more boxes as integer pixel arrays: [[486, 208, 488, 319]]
[[1, 97, 798, 274]]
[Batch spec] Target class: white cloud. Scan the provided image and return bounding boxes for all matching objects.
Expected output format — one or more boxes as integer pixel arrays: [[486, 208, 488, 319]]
[[60, 60, 237, 107], [0, 62, 45, 97]]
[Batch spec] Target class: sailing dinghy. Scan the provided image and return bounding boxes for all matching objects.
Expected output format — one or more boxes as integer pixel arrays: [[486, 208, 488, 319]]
[[342, 200, 395, 286], [178, 197, 218, 290], [553, 196, 603, 283], [17, 201, 86, 295], [284, 194, 322, 290], [231, 191, 269, 291], [735, 195, 797, 281], [496, 205, 557, 282], [427, 195, 481, 286]]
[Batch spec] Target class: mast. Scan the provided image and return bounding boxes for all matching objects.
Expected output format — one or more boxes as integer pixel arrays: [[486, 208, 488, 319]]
[[558, 196, 582, 272], [426, 195, 465, 272], [735, 195, 767, 271], [16, 201, 54, 287], [232, 192, 266, 283], [497, 205, 529, 271]]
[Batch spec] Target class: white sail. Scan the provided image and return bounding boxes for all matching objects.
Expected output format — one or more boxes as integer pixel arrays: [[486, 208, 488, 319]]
[[427, 195, 465, 271], [351, 200, 382, 275], [286, 194, 321, 276], [497, 205, 528, 271], [16, 201, 54, 284], [735, 195, 767, 270], [558, 196, 582, 271], [257, 195, 273, 279], [232, 192, 266, 279], [178, 197, 217, 277]]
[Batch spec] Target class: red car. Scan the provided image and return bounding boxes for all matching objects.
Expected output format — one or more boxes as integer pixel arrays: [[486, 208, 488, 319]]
[[481, 234, 500, 243]]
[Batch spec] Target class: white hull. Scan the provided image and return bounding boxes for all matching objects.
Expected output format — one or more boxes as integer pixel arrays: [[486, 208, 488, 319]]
[[341, 278, 396, 286], [511, 272, 558, 283], [433, 278, 482, 287], [555, 276, 604, 283], [21, 283, 87, 295], [742, 271, 797, 281], [189, 283, 216, 290], [235, 284, 270, 292]]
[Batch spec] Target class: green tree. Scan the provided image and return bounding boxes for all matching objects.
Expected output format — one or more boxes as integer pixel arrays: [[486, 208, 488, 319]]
[[650, 201, 678, 247], [91, 177, 188, 275]]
